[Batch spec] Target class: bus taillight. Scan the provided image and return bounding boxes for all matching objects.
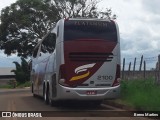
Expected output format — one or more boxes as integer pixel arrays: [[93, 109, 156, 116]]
[[58, 64, 69, 87], [59, 78, 67, 85], [112, 64, 121, 87]]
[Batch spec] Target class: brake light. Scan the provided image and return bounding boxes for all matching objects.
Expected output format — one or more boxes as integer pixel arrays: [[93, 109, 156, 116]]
[[58, 64, 69, 87], [112, 64, 121, 87]]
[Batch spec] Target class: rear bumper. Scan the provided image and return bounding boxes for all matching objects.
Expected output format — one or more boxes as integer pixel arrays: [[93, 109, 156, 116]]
[[54, 85, 120, 100]]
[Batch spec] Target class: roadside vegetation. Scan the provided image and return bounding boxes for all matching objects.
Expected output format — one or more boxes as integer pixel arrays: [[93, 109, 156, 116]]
[[0, 81, 31, 89], [120, 78, 160, 111], [11, 57, 30, 84], [0, 57, 31, 89], [0, 84, 13, 89], [16, 81, 31, 88]]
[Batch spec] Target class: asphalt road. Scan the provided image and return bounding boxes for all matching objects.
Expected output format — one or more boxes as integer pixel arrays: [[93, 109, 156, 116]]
[[0, 88, 154, 120]]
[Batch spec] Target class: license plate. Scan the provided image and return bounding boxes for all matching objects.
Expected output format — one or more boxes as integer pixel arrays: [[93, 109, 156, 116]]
[[86, 91, 97, 95]]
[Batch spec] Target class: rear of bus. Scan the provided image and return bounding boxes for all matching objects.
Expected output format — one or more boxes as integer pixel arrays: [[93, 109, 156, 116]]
[[57, 18, 120, 100]]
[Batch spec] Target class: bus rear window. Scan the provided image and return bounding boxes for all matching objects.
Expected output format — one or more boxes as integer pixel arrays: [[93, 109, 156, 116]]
[[64, 20, 117, 42]]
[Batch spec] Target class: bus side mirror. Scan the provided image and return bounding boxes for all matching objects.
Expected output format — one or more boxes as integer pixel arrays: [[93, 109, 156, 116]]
[[50, 33, 56, 40]]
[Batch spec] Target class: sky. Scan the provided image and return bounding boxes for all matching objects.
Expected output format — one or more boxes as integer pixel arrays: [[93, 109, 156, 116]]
[[0, 0, 160, 70], [98, 0, 160, 70]]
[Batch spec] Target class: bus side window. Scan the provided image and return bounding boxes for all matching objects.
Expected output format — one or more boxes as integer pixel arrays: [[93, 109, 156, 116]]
[[41, 32, 56, 53], [33, 45, 40, 58], [49, 33, 56, 51]]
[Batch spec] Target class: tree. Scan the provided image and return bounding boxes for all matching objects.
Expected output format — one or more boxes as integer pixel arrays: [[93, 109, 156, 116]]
[[11, 57, 30, 83], [0, 0, 59, 58], [0, 0, 116, 58], [51, 0, 116, 19]]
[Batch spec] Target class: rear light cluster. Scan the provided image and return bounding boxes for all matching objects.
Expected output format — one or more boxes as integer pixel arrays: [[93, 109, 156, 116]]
[[59, 79, 69, 87], [112, 64, 121, 87], [112, 78, 121, 87], [59, 78, 69, 87], [58, 64, 69, 87]]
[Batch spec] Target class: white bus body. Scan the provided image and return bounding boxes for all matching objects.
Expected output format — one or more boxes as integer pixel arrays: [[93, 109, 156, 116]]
[[31, 18, 121, 105]]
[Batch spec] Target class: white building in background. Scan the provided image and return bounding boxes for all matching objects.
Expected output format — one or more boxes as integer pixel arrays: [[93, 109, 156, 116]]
[[0, 67, 15, 86]]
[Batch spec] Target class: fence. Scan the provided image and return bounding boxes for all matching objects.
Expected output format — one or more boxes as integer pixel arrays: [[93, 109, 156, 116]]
[[121, 55, 160, 85]]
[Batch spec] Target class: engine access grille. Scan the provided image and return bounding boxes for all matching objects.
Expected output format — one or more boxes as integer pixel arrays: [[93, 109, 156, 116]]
[[69, 52, 113, 62]]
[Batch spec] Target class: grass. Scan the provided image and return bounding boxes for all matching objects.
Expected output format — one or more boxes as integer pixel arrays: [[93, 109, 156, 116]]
[[120, 78, 160, 111], [16, 81, 31, 88], [0, 81, 31, 89], [0, 84, 13, 89]]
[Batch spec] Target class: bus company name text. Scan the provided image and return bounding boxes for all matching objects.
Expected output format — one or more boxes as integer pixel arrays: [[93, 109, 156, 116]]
[[74, 21, 108, 27]]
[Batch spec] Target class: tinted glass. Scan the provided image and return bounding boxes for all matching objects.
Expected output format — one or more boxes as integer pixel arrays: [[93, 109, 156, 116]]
[[33, 45, 39, 58], [64, 20, 117, 42], [41, 33, 56, 53]]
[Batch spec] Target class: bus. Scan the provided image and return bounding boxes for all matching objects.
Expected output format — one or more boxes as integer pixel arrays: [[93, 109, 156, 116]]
[[31, 18, 121, 106]]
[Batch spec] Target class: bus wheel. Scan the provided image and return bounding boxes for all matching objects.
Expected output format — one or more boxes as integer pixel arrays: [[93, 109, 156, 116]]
[[32, 84, 36, 97], [44, 86, 49, 104], [48, 91, 54, 106], [48, 91, 59, 107], [49, 99, 54, 107]]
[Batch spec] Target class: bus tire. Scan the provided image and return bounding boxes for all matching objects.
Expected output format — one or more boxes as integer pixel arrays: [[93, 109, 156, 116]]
[[32, 84, 36, 97], [48, 88, 58, 107], [48, 92, 54, 106], [44, 85, 49, 105], [49, 100, 53, 106]]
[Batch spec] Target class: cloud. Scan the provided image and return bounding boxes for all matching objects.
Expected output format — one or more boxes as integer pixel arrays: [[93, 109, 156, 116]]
[[98, 0, 160, 69], [142, 0, 160, 15]]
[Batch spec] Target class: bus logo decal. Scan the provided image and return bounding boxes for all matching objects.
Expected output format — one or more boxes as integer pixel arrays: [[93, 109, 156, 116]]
[[70, 63, 95, 81]]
